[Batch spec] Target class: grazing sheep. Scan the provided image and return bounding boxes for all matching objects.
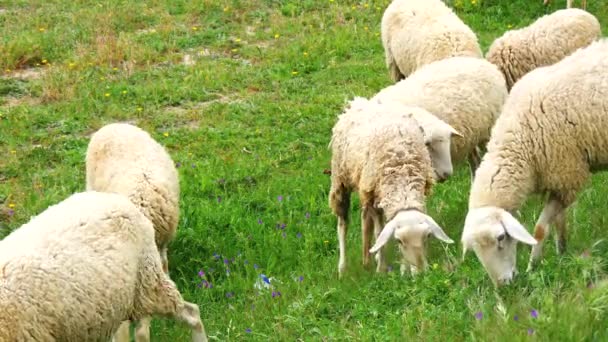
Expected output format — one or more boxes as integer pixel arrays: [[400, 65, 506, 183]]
[[329, 98, 454, 277], [85, 122, 180, 341], [543, 0, 587, 10], [0, 191, 206, 341], [461, 39, 608, 286], [373, 56, 508, 178], [486, 8, 600, 90], [348, 96, 464, 181], [381, 0, 482, 82]]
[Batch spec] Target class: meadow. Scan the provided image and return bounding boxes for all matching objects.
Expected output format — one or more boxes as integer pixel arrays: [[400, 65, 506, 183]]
[[2, 0, 608, 340]]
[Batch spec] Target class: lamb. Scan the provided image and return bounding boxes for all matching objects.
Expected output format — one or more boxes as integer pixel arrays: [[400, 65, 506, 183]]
[[543, 0, 587, 9], [372, 56, 508, 178], [485, 8, 600, 90], [461, 39, 608, 287], [381, 0, 482, 82], [85, 122, 180, 341], [329, 98, 454, 277], [0, 191, 207, 341]]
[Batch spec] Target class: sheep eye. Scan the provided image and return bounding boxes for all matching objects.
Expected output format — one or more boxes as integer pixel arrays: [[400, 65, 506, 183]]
[[425, 141, 431, 147], [497, 233, 506, 242]]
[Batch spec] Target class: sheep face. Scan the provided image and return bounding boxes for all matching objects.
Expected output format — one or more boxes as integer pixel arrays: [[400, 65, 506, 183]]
[[370, 210, 454, 275], [462, 207, 537, 286], [420, 119, 462, 182]]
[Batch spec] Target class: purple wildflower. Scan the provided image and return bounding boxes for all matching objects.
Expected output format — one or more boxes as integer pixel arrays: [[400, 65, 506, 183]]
[[514, 315, 519, 321], [530, 309, 538, 319], [245, 328, 252, 333], [527, 328, 535, 335], [223, 258, 229, 265], [298, 276, 304, 282], [226, 292, 234, 298], [305, 212, 310, 219], [261, 274, 270, 284], [475, 311, 483, 320], [7, 209, 14, 217], [280, 223, 286, 230], [272, 291, 281, 298], [257, 218, 263, 225], [200, 280, 212, 288], [175, 162, 182, 168], [277, 195, 283, 202], [244, 260, 249, 265], [296, 232, 302, 239], [213, 253, 220, 260], [198, 270, 205, 277], [254, 264, 259, 269]]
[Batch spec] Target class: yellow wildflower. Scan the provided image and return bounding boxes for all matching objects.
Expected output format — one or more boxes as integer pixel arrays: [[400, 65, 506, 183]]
[[163, 132, 169, 137], [274, 33, 280, 39], [291, 71, 298, 75], [104, 93, 110, 97], [8, 203, 15, 208]]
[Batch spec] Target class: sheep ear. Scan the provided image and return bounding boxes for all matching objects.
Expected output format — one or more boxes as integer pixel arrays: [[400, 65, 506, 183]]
[[425, 215, 454, 243], [500, 211, 537, 245], [369, 219, 398, 254], [449, 125, 464, 138]]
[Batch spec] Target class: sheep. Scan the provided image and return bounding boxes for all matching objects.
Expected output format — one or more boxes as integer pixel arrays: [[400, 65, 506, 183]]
[[485, 8, 600, 90], [0, 191, 207, 341], [372, 56, 508, 179], [329, 98, 454, 277], [347, 96, 464, 182], [461, 39, 608, 287], [381, 0, 482, 82], [85, 122, 180, 341], [543, 0, 587, 9]]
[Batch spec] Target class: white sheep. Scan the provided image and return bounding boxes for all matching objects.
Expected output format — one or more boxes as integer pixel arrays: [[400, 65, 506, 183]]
[[485, 8, 600, 90], [347, 96, 464, 181], [381, 0, 482, 82], [85, 122, 180, 341], [461, 39, 608, 286], [329, 98, 454, 277], [372, 56, 508, 178], [0, 191, 207, 341]]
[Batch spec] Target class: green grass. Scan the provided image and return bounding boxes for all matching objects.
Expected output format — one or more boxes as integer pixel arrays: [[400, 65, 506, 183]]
[[2, 0, 608, 340]]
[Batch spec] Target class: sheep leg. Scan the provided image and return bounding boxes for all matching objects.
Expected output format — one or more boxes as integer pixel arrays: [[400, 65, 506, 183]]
[[112, 321, 131, 342], [361, 206, 374, 268], [372, 211, 388, 273], [467, 147, 482, 180], [160, 247, 169, 275], [581, 0, 586, 9], [134, 317, 151, 342], [527, 196, 565, 271], [554, 211, 567, 255], [150, 279, 207, 342], [567, 0, 572, 7], [330, 182, 350, 277]]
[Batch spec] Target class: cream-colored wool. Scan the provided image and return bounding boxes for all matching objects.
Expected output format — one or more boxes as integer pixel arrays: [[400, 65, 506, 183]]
[[0, 192, 206, 341], [486, 8, 600, 90], [86, 122, 179, 273], [463, 39, 608, 286], [329, 99, 453, 276], [373, 56, 508, 175], [381, 0, 482, 82], [86, 123, 180, 341]]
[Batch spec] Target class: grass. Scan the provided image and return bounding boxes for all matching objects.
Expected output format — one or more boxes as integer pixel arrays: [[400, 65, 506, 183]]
[[2, 0, 608, 340]]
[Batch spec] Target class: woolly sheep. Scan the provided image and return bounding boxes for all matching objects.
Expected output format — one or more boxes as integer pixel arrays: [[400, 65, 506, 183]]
[[85, 122, 180, 341], [0, 191, 207, 341], [486, 8, 600, 90], [381, 0, 482, 82], [329, 98, 454, 277], [373, 56, 508, 178], [347, 96, 464, 181], [461, 39, 608, 286]]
